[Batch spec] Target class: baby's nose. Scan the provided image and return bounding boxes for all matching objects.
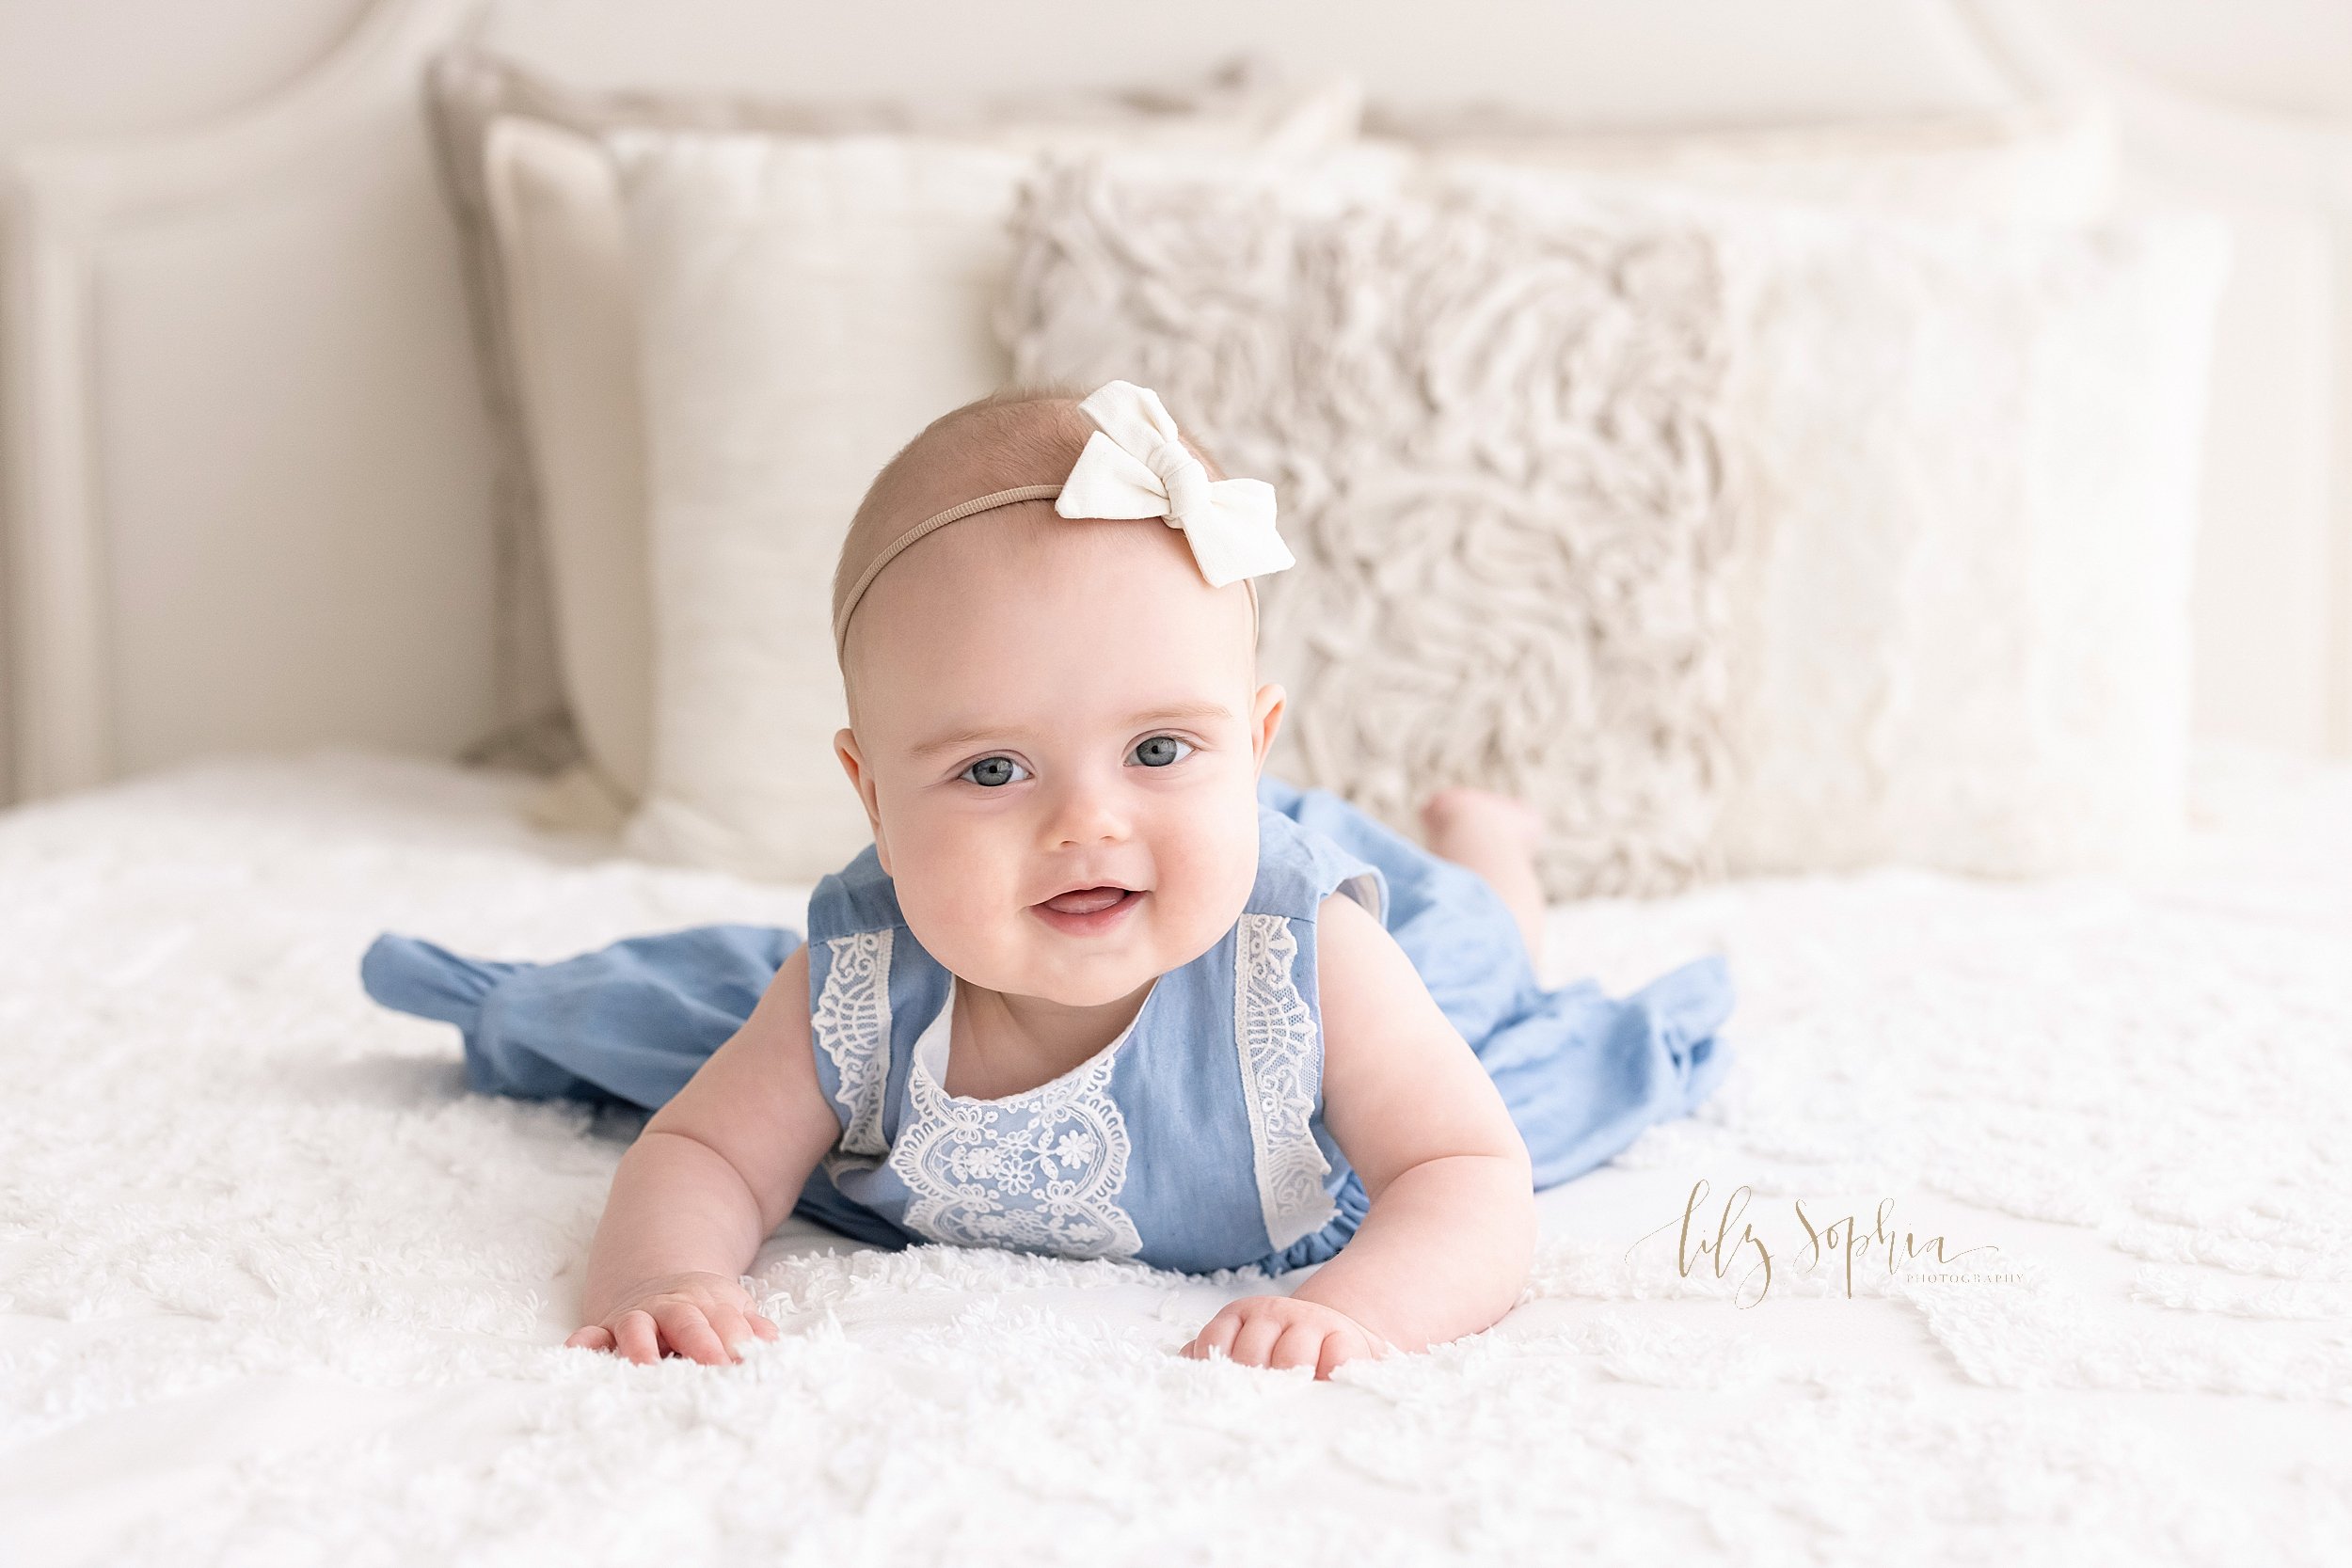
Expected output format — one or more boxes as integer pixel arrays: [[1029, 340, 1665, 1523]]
[[1045, 780, 1132, 847]]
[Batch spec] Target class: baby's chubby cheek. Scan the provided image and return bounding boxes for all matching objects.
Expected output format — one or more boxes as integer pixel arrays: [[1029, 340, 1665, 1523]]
[[886, 803, 1261, 1006]]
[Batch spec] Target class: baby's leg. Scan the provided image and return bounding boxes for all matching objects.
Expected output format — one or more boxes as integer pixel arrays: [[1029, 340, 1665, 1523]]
[[1420, 789, 1547, 962]]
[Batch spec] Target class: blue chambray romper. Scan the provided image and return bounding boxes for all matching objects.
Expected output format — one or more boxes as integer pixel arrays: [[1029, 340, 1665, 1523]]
[[362, 776, 1735, 1275]]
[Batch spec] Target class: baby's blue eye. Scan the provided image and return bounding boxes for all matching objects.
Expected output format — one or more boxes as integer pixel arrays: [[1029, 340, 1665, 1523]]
[[1131, 735, 1192, 768], [961, 755, 1029, 788]]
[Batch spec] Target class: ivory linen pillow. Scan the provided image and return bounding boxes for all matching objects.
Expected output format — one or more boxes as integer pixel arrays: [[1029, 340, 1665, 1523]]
[[427, 47, 1362, 805], [602, 113, 1357, 883], [479, 118, 658, 807], [605, 132, 1030, 880], [1006, 150, 1743, 899]]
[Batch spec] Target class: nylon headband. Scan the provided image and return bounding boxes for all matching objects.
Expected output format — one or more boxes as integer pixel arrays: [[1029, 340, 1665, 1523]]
[[831, 483, 1262, 664]]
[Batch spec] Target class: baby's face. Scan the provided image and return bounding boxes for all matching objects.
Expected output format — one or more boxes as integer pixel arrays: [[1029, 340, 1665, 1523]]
[[836, 508, 1282, 1009]]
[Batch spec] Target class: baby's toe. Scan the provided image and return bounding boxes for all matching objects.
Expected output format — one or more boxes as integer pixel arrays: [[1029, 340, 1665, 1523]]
[[1421, 786, 1544, 850]]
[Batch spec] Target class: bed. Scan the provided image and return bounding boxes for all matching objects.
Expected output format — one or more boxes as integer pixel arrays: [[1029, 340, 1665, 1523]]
[[5, 0, 2351, 1561], [1, 742, 2347, 1560]]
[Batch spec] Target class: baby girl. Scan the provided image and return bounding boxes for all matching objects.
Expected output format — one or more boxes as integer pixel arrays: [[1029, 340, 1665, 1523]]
[[364, 380, 1733, 1379]]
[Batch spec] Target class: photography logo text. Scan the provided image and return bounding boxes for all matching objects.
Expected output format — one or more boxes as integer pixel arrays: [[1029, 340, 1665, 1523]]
[[1630, 1180, 2010, 1308]]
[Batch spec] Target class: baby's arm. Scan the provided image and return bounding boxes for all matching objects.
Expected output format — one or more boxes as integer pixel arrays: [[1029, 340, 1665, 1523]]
[[564, 942, 844, 1365], [1183, 893, 1536, 1376]]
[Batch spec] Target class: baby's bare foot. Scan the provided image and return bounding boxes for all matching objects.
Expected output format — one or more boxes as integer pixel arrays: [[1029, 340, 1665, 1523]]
[[1421, 787, 1544, 861], [1421, 788, 1546, 963]]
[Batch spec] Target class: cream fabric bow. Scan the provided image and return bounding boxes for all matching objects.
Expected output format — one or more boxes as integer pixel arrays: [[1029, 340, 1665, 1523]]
[[1054, 381, 1294, 588]]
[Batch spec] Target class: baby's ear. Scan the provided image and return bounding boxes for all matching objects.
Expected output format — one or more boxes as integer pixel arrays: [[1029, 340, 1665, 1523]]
[[1249, 683, 1286, 773], [834, 728, 888, 863]]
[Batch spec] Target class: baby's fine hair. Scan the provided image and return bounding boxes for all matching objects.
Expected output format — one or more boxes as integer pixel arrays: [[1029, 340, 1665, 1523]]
[[831, 382, 1231, 685]]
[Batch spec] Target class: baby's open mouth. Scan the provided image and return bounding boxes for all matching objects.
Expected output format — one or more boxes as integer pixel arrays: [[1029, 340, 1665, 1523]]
[[1039, 886, 1134, 916], [1030, 884, 1145, 934]]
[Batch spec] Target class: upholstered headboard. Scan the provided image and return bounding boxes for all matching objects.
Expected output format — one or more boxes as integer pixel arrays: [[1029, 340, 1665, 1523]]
[[2, 0, 2346, 804]]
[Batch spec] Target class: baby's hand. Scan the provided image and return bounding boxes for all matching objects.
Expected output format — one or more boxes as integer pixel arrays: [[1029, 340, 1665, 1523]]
[[1180, 1294, 1396, 1380], [564, 1271, 780, 1366]]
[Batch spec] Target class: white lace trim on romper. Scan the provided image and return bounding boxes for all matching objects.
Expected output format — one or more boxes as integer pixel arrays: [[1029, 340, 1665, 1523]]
[[1233, 913, 1338, 1251], [887, 983, 1148, 1260], [811, 929, 893, 1159]]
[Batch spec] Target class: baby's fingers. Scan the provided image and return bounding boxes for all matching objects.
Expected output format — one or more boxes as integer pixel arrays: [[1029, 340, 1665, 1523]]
[[1315, 1326, 1379, 1380], [704, 1303, 762, 1360], [653, 1300, 731, 1366], [564, 1324, 616, 1353], [614, 1308, 662, 1364], [1183, 1307, 1241, 1363], [1267, 1322, 1327, 1374], [1229, 1311, 1287, 1369]]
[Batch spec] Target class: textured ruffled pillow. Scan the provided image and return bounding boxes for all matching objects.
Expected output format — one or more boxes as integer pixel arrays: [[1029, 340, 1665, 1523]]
[[1004, 152, 2229, 890], [1006, 152, 1743, 898]]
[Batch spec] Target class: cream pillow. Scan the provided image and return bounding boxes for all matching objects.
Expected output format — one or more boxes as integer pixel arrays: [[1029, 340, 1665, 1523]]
[[429, 47, 1363, 810], [1360, 100, 2117, 223], [1711, 206, 2230, 875], [1005, 150, 1744, 899], [1269, 104, 2236, 879]]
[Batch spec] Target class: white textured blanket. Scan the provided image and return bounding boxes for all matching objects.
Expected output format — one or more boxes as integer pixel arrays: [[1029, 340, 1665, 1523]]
[[2, 749, 2348, 1564]]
